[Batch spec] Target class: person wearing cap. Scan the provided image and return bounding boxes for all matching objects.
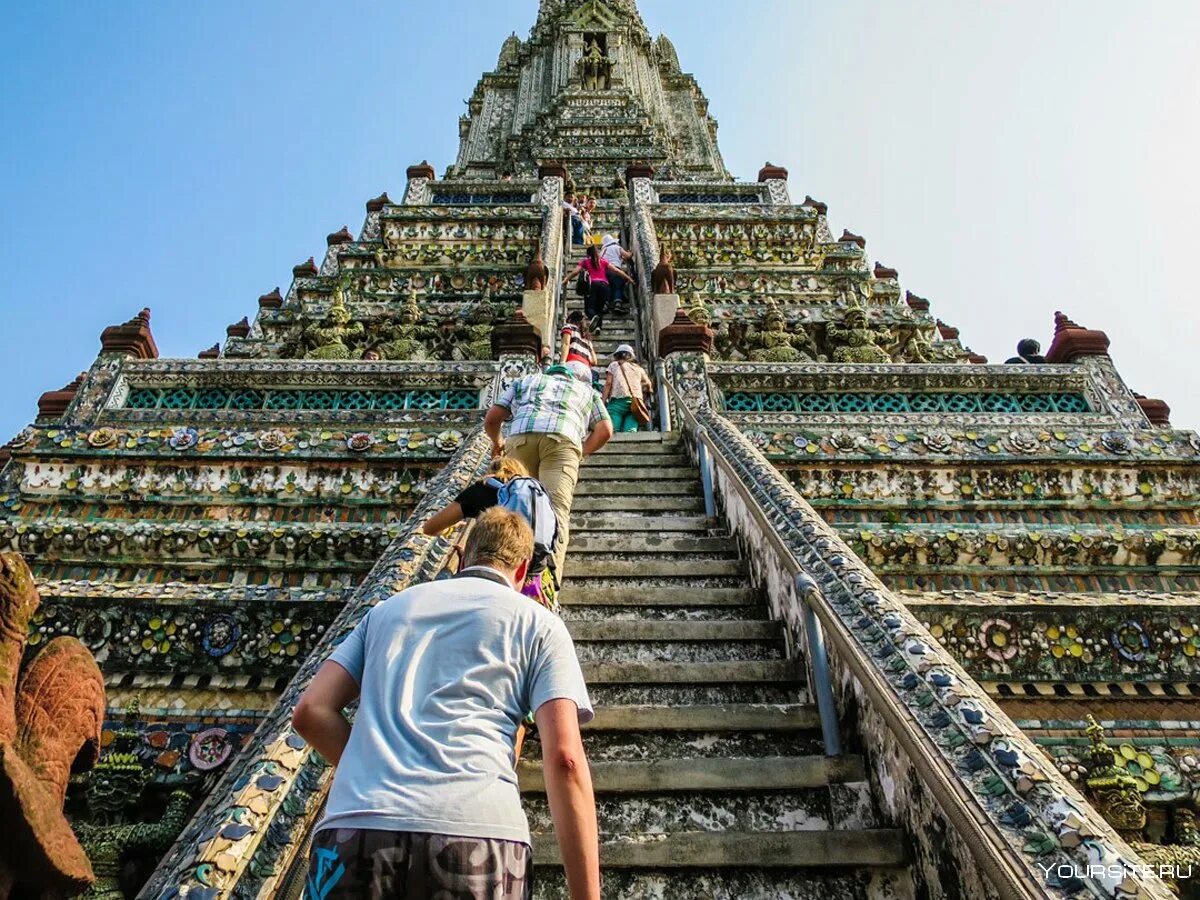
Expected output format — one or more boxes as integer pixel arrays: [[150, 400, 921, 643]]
[[602, 345, 654, 433], [484, 364, 613, 574], [599, 234, 634, 312]]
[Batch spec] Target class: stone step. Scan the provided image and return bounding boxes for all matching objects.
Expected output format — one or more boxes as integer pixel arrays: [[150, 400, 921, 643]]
[[581, 660, 798, 685], [575, 480, 698, 497], [566, 559, 741, 578], [571, 496, 704, 513], [581, 454, 689, 468], [576, 639, 783, 664], [568, 620, 779, 641], [531, 829, 908, 870], [577, 465, 695, 480], [534, 869, 905, 900], [587, 703, 819, 732], [558, 586, 757, 606], [603, 432, 678, 445], [518, 755, 866, 793], [567, 535, 736, 554], [569, 514, 712, 532]]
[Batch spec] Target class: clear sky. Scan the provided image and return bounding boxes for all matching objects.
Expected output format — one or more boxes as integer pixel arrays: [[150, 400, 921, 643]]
[[1, 0, 1197, 440]]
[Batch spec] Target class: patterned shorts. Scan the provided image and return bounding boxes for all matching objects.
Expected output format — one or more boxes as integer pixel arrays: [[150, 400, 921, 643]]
[[306, 829, 532, 900]]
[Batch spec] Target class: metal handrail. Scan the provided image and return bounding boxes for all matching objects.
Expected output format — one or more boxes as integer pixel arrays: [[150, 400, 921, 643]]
[[664, 380, 841, 756]]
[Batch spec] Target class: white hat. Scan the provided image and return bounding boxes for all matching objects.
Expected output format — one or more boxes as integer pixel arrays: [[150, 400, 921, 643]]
[[613, 344, 636, 359]]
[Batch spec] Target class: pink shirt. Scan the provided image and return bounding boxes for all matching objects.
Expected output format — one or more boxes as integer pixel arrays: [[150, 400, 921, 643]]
[[577, 258, 611, 284]]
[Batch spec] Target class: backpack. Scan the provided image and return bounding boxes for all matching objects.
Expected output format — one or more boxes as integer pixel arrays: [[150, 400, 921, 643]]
[[487, 476, 559, 583]]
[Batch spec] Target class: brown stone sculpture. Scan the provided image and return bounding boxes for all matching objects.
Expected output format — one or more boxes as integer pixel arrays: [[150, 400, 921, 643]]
[[0, 551, 106, 898], [524, 246, 549, 291], [651, 248, 676, 295]]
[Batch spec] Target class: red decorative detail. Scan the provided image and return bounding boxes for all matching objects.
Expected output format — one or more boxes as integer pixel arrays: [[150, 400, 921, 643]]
[[873, 262, 898, 280], [659, 308, 714, 358], [905, 291, 930, 312], [538, 162, 570, 182], [0, 551, 106, 897], [757, 162, 788, 182], [99, 308, 158, 360], [365, 191, 392, 213], [801, 195, 828, 215], [226, 317, 251, 339], [198, 344, 220, 360], [326, 226, 353, 246], [0, 447, 9, 467], [406, 161, 436, 181], [839, 229, 866, 249], [936, 320, 960, 341], [1045, 311, 1111, 363], [36, 373, 85, 420], [1135, 395, 1171, 425], [258, 287, 283, 309], [625, 163, 655, 182], [490, 310, 542, 360], [967, 352, 989, 365], [292, 257, 318, 279]]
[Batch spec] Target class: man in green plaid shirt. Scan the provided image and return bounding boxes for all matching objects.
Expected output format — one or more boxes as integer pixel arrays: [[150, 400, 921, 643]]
[[484, 366, 613, 575]]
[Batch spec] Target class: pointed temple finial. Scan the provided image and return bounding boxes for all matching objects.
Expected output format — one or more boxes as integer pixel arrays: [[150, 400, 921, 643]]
[[99, 308, 158, 359], [1045, 310, 1111, 363]]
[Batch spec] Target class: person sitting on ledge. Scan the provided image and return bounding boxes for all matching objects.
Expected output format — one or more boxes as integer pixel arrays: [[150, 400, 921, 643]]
[[1005, 338, 1047, 364], [294, 508, 599, 900]]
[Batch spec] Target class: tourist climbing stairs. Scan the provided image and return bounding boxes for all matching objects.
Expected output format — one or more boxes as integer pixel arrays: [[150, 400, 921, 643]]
[[561, 201, 642, 369], [521, 432, 910, 898]]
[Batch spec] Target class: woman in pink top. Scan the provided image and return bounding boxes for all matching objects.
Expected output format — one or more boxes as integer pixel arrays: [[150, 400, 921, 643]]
[[563, 245, 634, 334]]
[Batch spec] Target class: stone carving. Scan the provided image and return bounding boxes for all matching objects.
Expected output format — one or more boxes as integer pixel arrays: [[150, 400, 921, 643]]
[[744, 303, 817, 363], [72, 703, 192, 900], [1081, 715, 1149, 839], [524, 245, 549, 290], [825, 305, 892, 364], [303, 296, 365, 361], [0, 551, 105, 899], [375, 288, 425, 361], [580, 37, 612, 90], [651, 248, 676, 294]]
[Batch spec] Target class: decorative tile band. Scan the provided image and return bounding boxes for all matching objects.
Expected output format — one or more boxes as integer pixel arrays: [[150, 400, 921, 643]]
[[725, 391, 1091, 415], [124, 387, 480, 413], [430, 191, 537, 205]]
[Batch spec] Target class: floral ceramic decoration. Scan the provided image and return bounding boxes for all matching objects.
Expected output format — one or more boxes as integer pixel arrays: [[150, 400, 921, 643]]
[[168, 427, 199, 451], [189, 728, 233, 771]]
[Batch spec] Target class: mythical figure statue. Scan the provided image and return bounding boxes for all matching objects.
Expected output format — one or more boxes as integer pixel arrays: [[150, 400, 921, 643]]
[[745, 303, 816, 363], [524, 246, 549, 291], [580, 38, 611, 90], [651, 248, 676, 295], [72, 703, 192, 900], [376, 288, 426, 361], [826, 305, 892, 364], [0, 551, 106, 899], [304, 298, 365, 360], [1082, 716, 1147, 840]]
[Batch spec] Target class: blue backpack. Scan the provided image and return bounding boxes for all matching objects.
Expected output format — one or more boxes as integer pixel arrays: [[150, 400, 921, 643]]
[[487, 476, 559, 581]]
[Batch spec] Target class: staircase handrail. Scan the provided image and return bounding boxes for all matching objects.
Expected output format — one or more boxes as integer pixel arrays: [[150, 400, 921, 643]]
[[661, 372, 1170, 900], [141, 427, 494, 898]]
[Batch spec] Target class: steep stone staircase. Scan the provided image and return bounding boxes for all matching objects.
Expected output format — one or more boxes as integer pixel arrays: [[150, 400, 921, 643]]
[[522, 432, 910, 899], [561, 202, 641, 366]]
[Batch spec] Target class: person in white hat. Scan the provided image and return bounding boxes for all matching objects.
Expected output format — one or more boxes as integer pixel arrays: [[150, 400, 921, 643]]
[[602, 344, 654, 433], [599, 234, 634, 313]]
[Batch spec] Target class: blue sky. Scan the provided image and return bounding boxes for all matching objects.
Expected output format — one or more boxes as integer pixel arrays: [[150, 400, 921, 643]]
[[1, 0, 1197, 439]]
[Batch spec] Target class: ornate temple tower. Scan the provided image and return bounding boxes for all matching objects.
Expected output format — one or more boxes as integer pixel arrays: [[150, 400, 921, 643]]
[[1, 1, 1195, 898]]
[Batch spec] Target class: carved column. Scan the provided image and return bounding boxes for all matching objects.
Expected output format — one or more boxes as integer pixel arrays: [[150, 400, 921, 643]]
[[403, 161, 436, 206]]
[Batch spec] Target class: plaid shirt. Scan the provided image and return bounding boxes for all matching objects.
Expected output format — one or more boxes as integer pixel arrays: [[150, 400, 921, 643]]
[[495, 373, 610, 447]]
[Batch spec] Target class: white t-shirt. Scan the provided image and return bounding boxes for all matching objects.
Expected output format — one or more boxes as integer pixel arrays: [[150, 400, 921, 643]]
[[317, 568, 592, 844]]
